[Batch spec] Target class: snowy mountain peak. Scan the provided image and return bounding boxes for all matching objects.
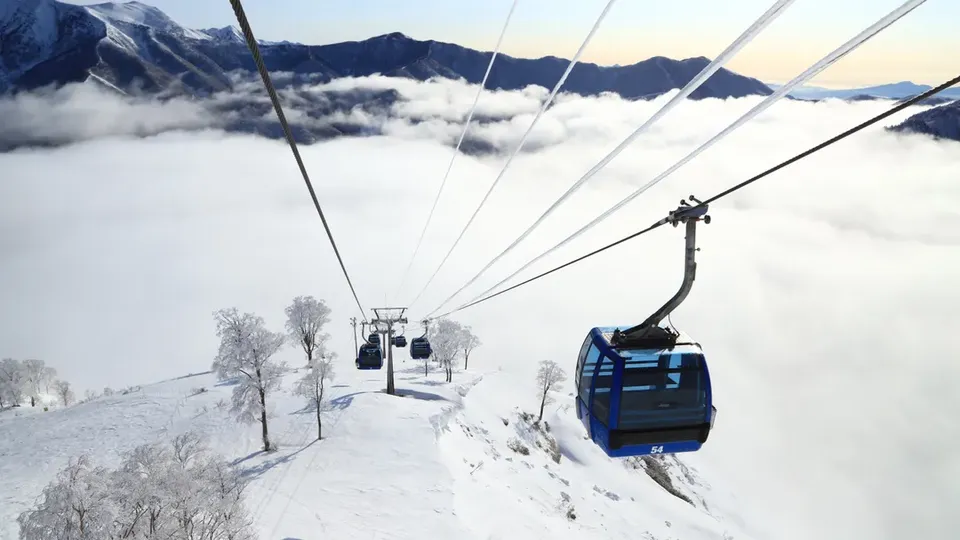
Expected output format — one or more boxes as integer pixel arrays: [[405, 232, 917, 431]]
[[85, 0, 209, 40], [199, 25, 244, 43], [85, 1, 165, 26], [0, 0, 105, 92], [85, 1, 175, 30]]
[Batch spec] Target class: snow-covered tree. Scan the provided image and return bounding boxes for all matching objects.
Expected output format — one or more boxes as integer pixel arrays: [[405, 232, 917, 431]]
[[459, 326, 481, 370], [102, 387, 115, 397], [18, 431, 256, 540], [212, 308, 286, 452], [429, 318, 464, 383], [21, 359, 47, 406], [535, 360, 567, 422], [0, 358, 26, 407], [284, 295, 332, 365], [41, 366, 57, 393], [295, 354, 336, 440], [54, 380, 75, 407], [17, 454, 115, 540]]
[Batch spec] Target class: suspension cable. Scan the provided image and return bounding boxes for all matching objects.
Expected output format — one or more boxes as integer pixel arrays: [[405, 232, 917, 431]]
[[424, 0, 798, 317], [430, 0, 928, 317], [227, 0, 368, 322], [405, 0, 620, 309], [393, 0, 521, 302], [432, 72, 959, 319]]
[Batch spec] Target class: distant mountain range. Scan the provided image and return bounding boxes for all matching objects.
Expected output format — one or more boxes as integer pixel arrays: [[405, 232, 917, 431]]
[[0, 0, 771, 100], [0, 0, 956, 146], [769, 81, 960, 103], [888, 99, 960, 142]]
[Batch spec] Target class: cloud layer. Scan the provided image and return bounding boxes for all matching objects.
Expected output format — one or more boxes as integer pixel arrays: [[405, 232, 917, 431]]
[[1, 76, 958, 540]]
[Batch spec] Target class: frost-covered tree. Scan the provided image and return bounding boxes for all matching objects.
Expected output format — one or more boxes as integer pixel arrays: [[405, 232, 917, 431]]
[[21, 359, 48, 406], [535, 360, 567, 422], [17, 454, 115, 540], [102, 387, 115, 397], [41, 366, 57, 393], [55, 380, 75, 407], [459, 326, 481, 370], [295, 354, 336, 440], [429, 318, 464, 383], [0, 358, 26, 407], [285, 295, 332, 365], [212, 308, 286, 452], [18, 431, 256, 540]]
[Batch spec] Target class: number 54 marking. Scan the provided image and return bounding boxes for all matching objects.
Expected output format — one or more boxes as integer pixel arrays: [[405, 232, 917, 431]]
[[650, 445, 664, 454]]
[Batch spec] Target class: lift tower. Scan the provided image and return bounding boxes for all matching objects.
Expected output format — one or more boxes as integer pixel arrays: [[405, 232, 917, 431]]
[[370, 307, 408, 395]]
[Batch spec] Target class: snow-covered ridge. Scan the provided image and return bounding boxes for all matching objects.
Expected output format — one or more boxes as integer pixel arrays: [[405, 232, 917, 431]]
[[198, 25, 245, 43], [85, 0, 208, 40], [0, 0, 105, 89], [1, 358, 757, 539]]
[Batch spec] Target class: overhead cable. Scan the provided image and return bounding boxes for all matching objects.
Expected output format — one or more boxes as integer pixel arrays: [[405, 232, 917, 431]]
[[425, 0, 799, 317], [439, 0, 928, 316], [434, 74, 955, 318], [406, 0, 620, 308], [432, 69, 958, 319], [393, 0, 521, 302], [228, 0, 368, 321]]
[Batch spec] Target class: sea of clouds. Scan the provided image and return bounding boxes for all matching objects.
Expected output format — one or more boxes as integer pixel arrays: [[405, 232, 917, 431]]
[[1, 75, 958, 540]]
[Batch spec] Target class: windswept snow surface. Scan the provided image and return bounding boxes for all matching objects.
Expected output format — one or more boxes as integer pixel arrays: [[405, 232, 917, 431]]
[[0, 353, 751, 540], [85, 1, 207, 40]]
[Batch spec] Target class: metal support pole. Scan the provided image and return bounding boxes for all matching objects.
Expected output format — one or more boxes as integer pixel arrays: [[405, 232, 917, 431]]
[[350, 317, 358, 357], [613, 196, 709, 346], [386, 325, 395, 395], [371, 307, 407, 396]]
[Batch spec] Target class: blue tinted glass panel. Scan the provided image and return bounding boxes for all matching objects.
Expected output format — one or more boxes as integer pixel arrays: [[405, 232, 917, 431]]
[[618, 353, 707, 431], [578, 344, 601, 404], [576, 334, 592, 390], [591, 354, 615, 426]]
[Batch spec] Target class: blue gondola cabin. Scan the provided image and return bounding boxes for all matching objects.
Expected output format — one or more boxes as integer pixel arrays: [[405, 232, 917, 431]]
[[356, 343, 383, 370], [576, 326, 716, 457], [409, 337, 432, 360]]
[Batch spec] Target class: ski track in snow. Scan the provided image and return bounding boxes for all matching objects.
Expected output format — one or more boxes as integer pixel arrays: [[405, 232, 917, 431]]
[[0, 355, 754, 540]]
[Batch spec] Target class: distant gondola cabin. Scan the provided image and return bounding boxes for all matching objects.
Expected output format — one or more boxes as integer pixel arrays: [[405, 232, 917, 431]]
[[356, 343, 383, 370], [409, 337, 432, 360]]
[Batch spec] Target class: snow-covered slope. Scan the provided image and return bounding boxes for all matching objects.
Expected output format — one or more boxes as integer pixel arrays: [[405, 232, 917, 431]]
[[85, 0, 205, 40], [0, 355, 753, 540], [0, 0, 105, 91]]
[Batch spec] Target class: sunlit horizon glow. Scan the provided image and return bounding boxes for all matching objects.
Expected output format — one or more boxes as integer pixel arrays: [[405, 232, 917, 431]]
[[58, 0, 959, 88]]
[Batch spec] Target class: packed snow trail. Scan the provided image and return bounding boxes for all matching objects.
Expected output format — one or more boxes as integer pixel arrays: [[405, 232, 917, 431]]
[[1, 354, 756, 540], [0, 359, 477, 540]]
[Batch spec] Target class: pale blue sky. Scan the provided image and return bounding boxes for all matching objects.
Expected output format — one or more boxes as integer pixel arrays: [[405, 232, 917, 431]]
[[68, 0, 957, 87]]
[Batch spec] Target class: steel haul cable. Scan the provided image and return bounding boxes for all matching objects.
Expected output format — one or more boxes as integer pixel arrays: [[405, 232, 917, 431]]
[[228, 0, 367, 322], [406, 0, 620, 309], [393, 0, 522, 303], [432, 72, 960, 319], [432, 0, 929, 317], [423, 0, 799, 317]]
